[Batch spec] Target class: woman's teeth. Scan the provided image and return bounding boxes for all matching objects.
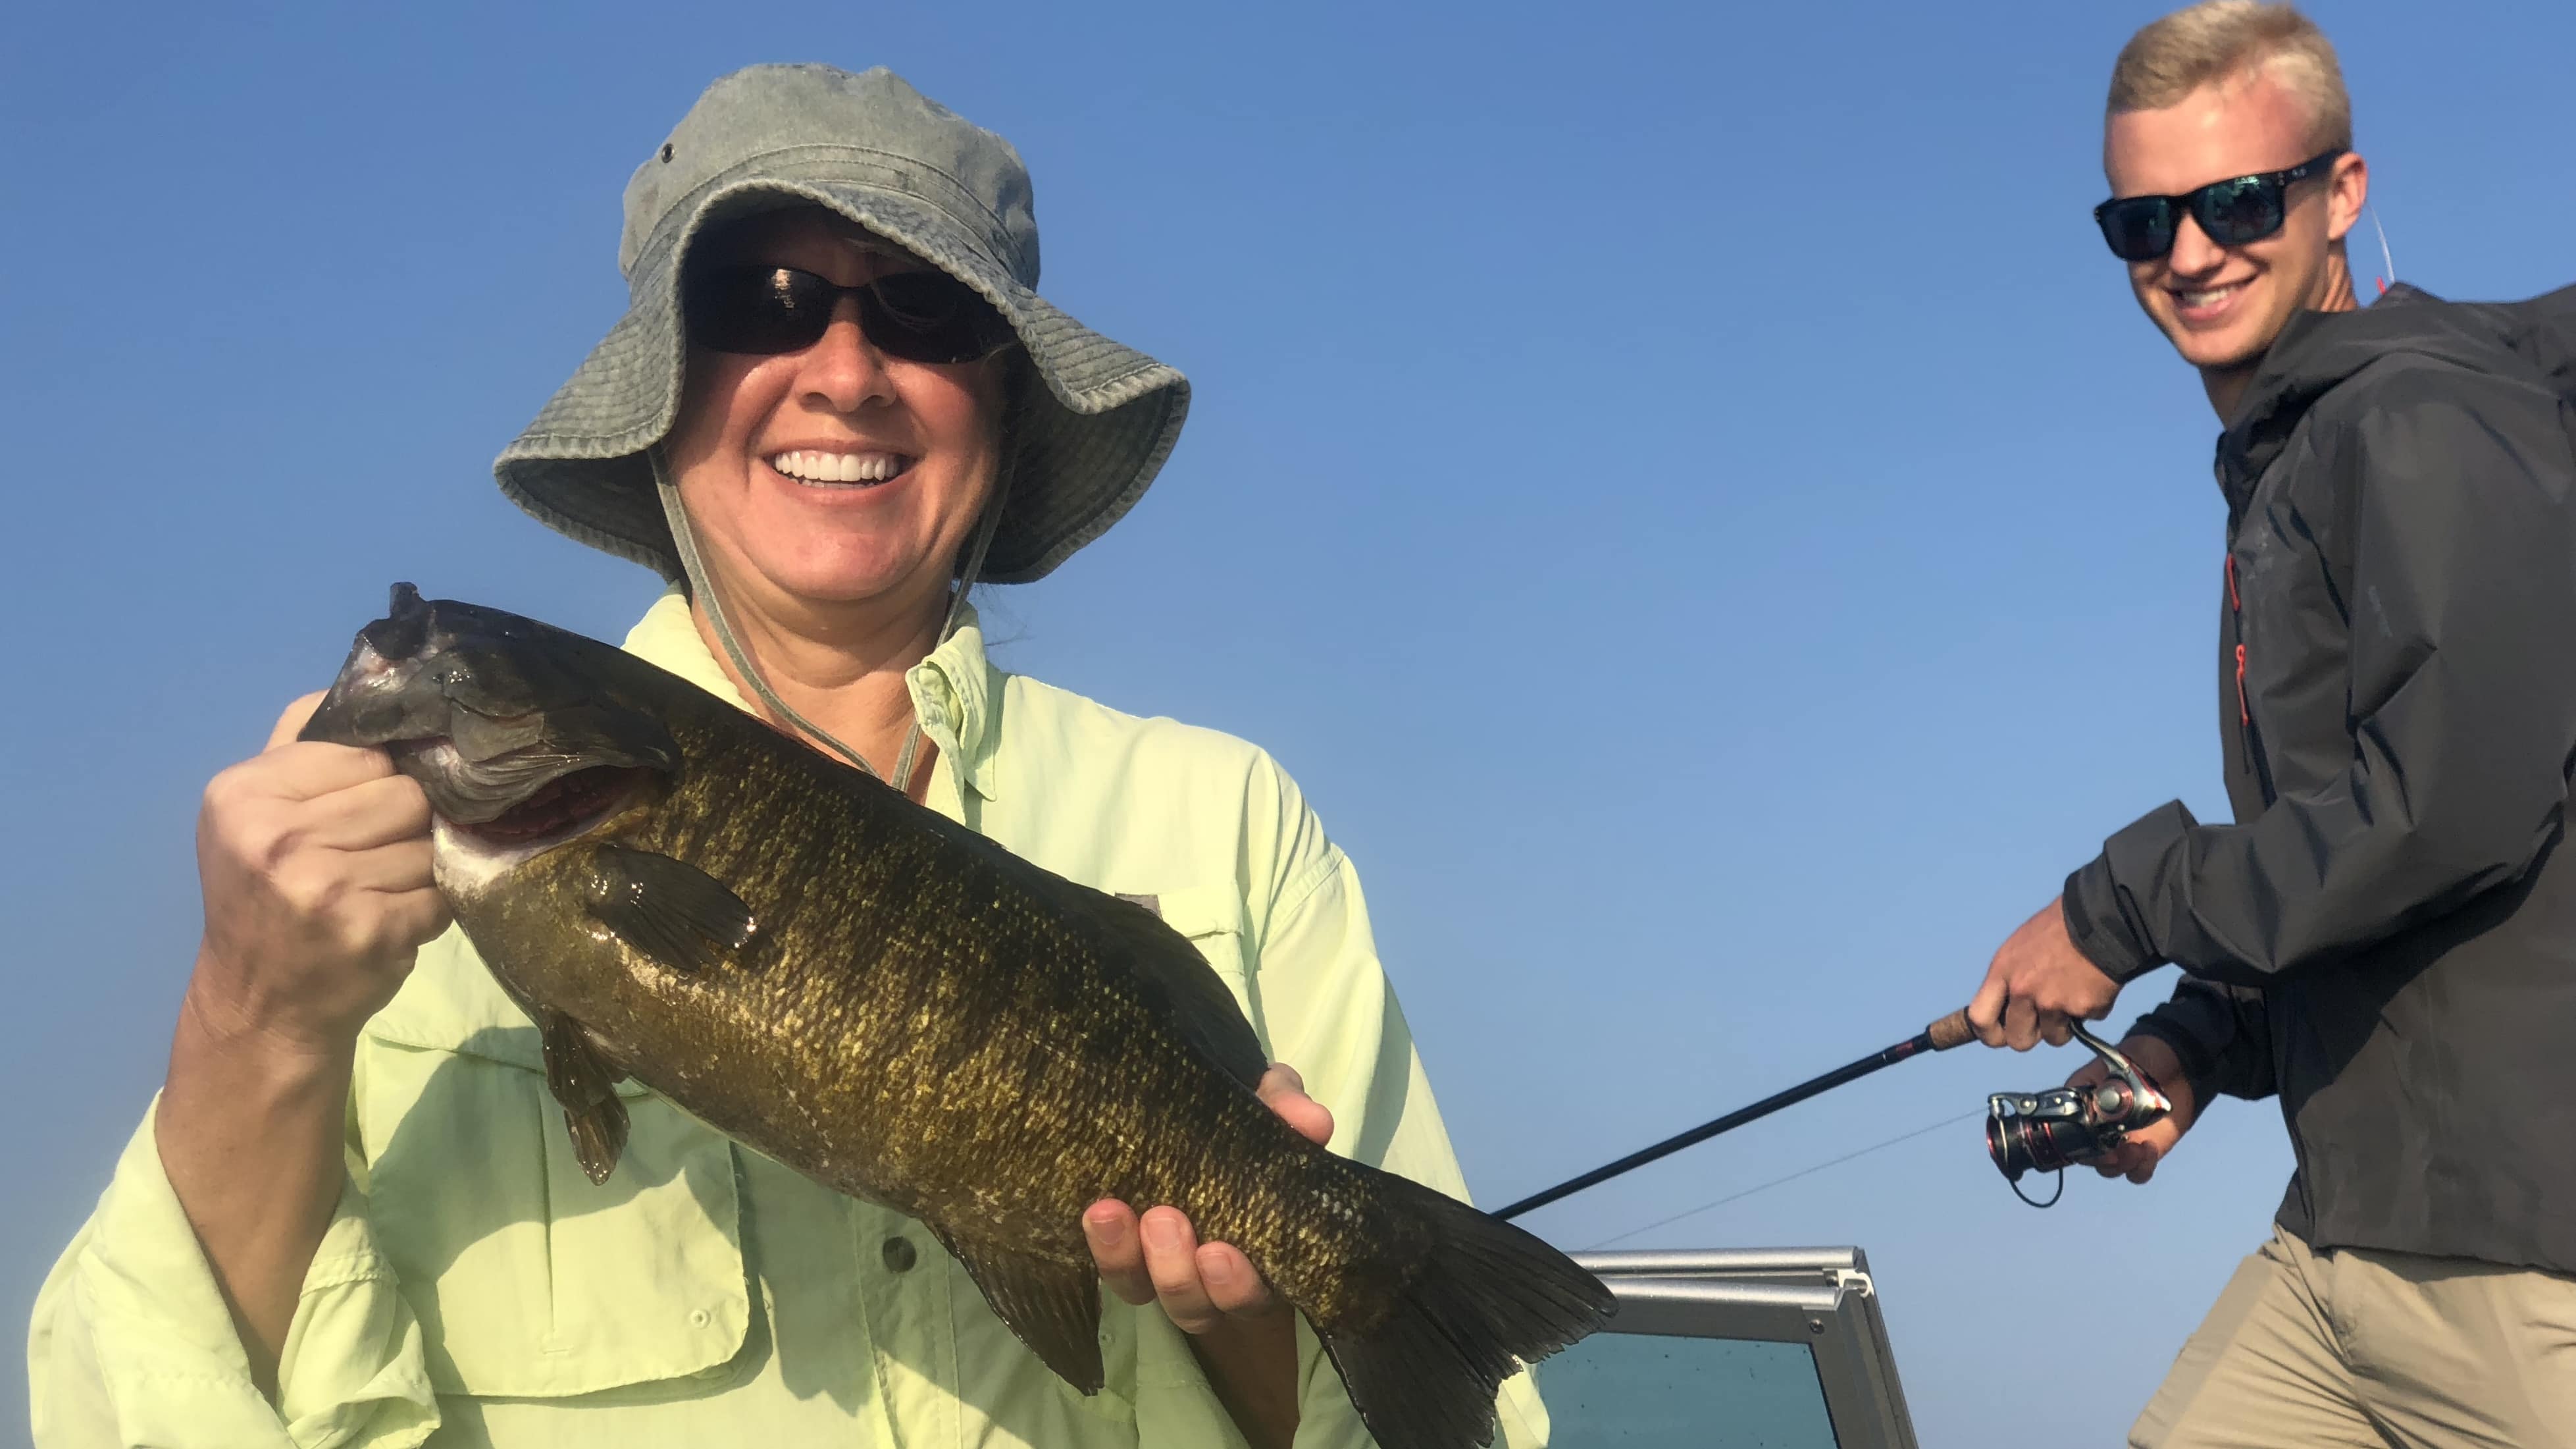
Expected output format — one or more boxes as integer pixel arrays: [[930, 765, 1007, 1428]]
[[768, 450, 909, 485]]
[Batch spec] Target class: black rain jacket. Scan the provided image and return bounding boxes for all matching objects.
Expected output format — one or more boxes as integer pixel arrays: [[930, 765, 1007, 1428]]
[[2062, 283, 2576, 1273]]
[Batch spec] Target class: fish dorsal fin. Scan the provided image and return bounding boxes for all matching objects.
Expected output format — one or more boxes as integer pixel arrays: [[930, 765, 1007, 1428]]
[[539, 1010, 630, 1185], [1078, 888, 1268, 1090], [581, 843, 761, 974], [933, 1229, 1106, 1394]]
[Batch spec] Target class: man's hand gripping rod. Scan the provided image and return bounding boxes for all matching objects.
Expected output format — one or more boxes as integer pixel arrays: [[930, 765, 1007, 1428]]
[[1493, 1009, 1978, 1221]]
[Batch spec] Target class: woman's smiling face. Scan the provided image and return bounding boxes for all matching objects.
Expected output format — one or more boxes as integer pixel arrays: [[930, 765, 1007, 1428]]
[[664, 207, 1006, 623]]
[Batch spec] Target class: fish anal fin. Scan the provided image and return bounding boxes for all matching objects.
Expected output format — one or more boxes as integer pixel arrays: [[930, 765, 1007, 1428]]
[[539, 1011, 631, 1185], [582, 842, 760, 974], [1082, 891, 1268, 1090], [936, 1231, 1105, 1394]]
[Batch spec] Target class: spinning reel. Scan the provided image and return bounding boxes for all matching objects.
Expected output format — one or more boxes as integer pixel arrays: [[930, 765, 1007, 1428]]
[[1984, 1022, 2173, 1207]]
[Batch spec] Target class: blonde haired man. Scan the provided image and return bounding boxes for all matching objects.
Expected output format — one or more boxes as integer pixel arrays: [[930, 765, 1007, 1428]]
[[1965, 3, 2576, 1444]]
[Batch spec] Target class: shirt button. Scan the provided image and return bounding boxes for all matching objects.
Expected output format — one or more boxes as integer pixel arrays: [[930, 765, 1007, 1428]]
[[688, 1307, 712, 1328], [882, 1236, 918, 1273]]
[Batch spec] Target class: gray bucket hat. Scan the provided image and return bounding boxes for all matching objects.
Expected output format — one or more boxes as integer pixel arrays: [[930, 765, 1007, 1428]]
[[494, 64, 1190, 586]]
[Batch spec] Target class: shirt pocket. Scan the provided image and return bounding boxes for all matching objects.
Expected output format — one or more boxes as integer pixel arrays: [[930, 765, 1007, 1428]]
[[355, 1026, 752, 1400], [1140, 882, 1266, 1053]]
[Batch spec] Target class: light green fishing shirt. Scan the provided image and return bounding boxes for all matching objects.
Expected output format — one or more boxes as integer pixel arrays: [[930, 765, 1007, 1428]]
[[28, 592, 1547, 1449]]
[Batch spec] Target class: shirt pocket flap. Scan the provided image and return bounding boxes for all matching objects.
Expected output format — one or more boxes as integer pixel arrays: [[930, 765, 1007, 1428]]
[[1134, 882, 1262, 1047], [364, 934, 653, 1099], [358, 1040, 750, 1399]]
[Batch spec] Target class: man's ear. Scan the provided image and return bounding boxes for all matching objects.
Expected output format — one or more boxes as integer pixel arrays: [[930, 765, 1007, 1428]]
[[2325, 151, 2370, 244]]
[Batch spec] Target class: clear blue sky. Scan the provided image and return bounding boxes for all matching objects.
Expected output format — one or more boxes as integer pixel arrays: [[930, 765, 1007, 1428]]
[[5, 2, 2569, 1444]]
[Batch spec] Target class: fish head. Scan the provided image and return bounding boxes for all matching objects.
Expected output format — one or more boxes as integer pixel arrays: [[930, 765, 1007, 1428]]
[[303, 584, 680, 845]]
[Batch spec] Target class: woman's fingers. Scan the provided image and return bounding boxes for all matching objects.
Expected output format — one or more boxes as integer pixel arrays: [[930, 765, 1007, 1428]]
[[1256, 1063, 1333, 1146], [1139, 1207, 1220, 1332], [228, 741, 399, 811], [365, 884, 455, 960], [1195, 1241, 1275, 1317], [235, 772, 436, 869], [1083, 1199, 1280, 1331], [336, 837, 439, 895], [302, 773, 436, 851], [267, 691, 330, 750], [1085, 1200, 1157, 1306], [192, 699, 451, 1052]]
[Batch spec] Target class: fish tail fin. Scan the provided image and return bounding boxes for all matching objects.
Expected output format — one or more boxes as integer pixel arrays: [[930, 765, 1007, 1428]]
[[1313, 1168, 1614, 1449]]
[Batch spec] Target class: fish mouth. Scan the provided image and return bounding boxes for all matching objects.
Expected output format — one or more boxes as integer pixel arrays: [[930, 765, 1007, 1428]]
[[392, 738, 660, 848], [461, 763, 659, 847], [421, 757, 667, 898]]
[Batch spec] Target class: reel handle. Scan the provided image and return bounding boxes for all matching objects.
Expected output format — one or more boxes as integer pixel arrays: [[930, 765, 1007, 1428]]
[[1926, 1007, 1977, 1051]]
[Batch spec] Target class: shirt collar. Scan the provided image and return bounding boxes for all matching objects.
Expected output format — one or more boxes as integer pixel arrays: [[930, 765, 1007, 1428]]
[[620, 587, 1004, 801]]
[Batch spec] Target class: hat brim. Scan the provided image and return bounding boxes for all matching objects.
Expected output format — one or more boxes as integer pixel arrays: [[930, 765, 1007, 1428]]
[[496, 171, 1188, 585]]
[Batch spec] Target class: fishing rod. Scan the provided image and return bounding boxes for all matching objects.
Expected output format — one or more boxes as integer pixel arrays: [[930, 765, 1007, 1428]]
[[1498, 1007, 2180, 1220], [1493, 1007, 1979, 1222]]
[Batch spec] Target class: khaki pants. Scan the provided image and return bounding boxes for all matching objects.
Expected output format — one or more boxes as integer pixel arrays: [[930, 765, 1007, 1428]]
[[2132, 1226, 2576, 1448]]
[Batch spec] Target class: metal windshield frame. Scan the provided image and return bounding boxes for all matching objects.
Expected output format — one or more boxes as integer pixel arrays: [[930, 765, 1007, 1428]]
[[1570, 1246, 1920, 1449]]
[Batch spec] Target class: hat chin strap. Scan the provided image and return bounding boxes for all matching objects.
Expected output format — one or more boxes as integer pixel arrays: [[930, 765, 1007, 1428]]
[[648, 449, 1004, 797]]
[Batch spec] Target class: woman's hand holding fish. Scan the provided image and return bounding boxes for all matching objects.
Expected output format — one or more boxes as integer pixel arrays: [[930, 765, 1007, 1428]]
[[1082, 1063, 1331, 1322], [188, 692, 454, 1052], [155, 691, 454, 1398], [1083, 1063, 1331, 1448]]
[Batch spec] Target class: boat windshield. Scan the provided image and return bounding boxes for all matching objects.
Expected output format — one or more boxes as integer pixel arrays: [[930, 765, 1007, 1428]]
[[1541, 1247, 1917, 1448]]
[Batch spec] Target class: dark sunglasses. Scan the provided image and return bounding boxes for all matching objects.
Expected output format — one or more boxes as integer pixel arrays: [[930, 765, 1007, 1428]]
[[684, 264, 1014, 363], [2093, 149, 2344, 261]]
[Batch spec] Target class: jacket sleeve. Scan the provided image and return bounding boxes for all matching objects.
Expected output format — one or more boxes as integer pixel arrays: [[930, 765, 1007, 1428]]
[[2063, 370, 2576, 987], [2124, 977, 2278, 1106], [1126, 754, 1549, 1449], [28, 1091, 439, 1449]]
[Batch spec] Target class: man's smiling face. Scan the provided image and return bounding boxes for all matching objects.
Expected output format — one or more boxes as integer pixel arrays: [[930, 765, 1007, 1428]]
[[2104, 68, 2363, 377]]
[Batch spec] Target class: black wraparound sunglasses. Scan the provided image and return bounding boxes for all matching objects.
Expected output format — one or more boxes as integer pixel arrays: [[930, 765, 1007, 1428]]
[[2093, 149, 2344, 261], [684, 264, 1015, 363]]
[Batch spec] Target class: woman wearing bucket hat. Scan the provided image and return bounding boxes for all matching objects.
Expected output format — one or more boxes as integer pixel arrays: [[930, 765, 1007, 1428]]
[[32, 65, 1548, 1449]]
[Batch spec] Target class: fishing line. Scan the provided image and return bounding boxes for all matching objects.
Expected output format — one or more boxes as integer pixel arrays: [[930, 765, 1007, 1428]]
[[1496, 1008, 1979, 1221], [1579, 1110, 1981, 1251]]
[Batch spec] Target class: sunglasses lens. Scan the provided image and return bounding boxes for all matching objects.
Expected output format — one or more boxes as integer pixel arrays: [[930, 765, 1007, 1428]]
[[684, 265, 1009, 362], [2097, 198, 2176, 261], [859, 273, 1008, 364], [686, 267, 835, 355], [2196, 176, 2286, 247]]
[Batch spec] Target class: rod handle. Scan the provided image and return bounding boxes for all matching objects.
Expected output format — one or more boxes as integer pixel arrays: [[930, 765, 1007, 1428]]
[[1926, 1007, 1977, 1051]]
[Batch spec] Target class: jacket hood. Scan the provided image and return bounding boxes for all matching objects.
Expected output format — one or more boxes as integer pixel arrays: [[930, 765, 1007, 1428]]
[[2219, 284, 2538, 498]]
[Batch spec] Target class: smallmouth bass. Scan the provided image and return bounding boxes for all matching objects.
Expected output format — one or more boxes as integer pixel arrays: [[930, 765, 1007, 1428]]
[[301, 585, 1611, 1448]]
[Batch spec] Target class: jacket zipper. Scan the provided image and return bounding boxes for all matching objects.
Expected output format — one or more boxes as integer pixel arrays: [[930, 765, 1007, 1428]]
[[2226, 553, 2279, 804]]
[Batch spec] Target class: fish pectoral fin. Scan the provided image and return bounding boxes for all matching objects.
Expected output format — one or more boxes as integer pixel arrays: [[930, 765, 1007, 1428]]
[[540, 1011, 631, 1184], [937, 1232, 1106, 1394], [582, 843, 761, 974]]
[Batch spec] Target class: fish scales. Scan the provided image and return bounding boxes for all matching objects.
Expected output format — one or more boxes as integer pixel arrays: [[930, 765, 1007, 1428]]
[[303, 585, 1612, 1449], [475, 700, 1366, 1272]]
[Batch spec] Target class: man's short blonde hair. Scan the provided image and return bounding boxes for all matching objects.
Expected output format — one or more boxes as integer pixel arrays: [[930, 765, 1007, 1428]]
[[2109, 1, 2352, 152]]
